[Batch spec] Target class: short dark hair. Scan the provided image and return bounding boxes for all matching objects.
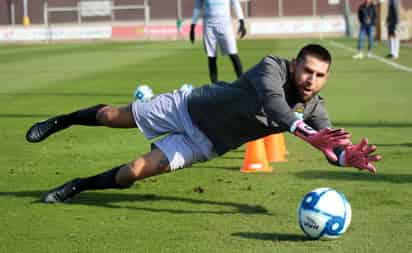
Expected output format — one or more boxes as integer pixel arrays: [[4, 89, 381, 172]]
[[296, 44, 332, 68]]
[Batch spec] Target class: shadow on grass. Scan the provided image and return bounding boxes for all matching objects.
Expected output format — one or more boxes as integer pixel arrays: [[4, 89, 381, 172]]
[[0, 92, 128, 97], [0, 113, 53, 119], [0, 190, 270, 215], [230, 149, 246, 153], [295, 170, 412, 184], [216, 155, 244, 160], [375, 143, 412, 148], [192, 165, 241, 171], [333, 121, 412, 128], [232, 232, 307, 242]]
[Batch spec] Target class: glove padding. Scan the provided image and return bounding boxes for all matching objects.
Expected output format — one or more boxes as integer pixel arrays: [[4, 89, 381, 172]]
[[190, 24, 196, 44], [293, 121, 351, 162], [341, 138, 382, 174], [238, 20, 246, 38]]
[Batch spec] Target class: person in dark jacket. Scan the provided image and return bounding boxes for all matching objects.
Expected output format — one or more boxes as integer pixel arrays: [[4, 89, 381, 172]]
[[353, 0, 377, 59]]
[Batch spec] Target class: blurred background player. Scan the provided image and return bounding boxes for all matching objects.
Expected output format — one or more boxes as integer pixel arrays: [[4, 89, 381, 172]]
[[386, 0, 400, 59], [190, 0, 247, 83], [353, 0, 377, 59]]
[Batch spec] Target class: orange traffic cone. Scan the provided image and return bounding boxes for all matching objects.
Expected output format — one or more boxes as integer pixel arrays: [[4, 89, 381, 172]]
[[264, 133, 287, 162], [241, 139, 273, 173]]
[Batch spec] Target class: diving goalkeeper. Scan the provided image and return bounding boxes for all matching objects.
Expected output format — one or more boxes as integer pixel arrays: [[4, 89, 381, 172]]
[[25, 44, 381, 203]]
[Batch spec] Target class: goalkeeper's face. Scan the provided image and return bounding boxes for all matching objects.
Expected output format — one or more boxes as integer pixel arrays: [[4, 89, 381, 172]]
[[292, 55, 330, 102]]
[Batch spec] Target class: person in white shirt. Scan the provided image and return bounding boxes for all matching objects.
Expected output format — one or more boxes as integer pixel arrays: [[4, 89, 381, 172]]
[[190, 0, 246, 83]]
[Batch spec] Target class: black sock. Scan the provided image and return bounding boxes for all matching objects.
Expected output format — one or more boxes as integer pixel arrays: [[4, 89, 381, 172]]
[[208, 57, 218, 83], [63, 104, 107, 127], [229, 54, 243, 78], [73, 164, 132, 194]]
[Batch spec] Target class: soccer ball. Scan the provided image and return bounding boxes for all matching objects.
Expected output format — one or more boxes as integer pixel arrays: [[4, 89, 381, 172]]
[[298, 187, 351, 240], [133, 85, 154, 101]]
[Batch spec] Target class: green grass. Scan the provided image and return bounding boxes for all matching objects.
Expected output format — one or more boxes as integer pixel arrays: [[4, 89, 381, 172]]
[[0, 38, 411, 253]]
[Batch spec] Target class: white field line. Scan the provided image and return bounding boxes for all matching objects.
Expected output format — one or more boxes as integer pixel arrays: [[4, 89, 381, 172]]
[[328, 40, 412, 73]]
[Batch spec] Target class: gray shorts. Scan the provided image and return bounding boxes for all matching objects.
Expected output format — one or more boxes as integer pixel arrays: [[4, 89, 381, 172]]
[[203, 21, 238, 57], [131, 89, 216, 171]]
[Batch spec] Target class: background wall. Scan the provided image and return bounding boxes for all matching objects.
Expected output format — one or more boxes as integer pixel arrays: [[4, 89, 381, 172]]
[[1, 0, 411, 41], [0, 0, 373, 25]]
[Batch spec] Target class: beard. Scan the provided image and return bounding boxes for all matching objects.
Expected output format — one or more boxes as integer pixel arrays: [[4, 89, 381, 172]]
[[296, 84, 314, 102]]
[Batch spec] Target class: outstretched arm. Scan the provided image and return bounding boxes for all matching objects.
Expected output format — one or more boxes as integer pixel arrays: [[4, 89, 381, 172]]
[[245, 56, 356, 165]]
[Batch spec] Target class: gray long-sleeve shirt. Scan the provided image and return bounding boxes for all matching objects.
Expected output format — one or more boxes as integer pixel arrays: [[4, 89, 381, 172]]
[[187, 55, 331, 155]]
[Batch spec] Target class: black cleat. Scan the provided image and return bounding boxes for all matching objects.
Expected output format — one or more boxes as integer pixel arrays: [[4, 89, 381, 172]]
[[42, 178, 81, 203], [25, 115, 68, 143]]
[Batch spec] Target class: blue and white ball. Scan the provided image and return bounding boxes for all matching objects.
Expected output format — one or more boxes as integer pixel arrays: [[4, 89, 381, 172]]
[[134, 85, 154, 102], [298, 188, 351, 240]]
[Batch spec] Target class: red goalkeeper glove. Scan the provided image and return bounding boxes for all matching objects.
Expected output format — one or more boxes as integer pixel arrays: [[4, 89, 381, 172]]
[[339, 138, 382, 174], [292, 120, 352, 162]]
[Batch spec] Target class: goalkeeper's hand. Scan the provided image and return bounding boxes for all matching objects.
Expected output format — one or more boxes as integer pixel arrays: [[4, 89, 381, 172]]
[[292, 120, 352, 162], [339, 138, 382, 174], [190, 24, 196, 44], [238, 19, 246, 39]]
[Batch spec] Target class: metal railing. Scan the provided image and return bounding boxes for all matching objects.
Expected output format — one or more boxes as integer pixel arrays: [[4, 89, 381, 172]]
[[9, 1, 16, 25], [43, 0, 150, 25], [4, 0, 351, 26]]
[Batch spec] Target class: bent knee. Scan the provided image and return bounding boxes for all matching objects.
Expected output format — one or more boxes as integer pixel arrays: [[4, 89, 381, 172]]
[[128, 150, 171, 179], [96, 106, 116, 124], [96, 105, 134, 127]]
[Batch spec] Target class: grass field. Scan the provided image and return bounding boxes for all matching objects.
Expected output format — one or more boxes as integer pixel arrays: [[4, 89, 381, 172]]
[[1, 38, 411, 253]]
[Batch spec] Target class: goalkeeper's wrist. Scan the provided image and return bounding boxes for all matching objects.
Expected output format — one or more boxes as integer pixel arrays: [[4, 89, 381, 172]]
[[290, 120, 316, 138], [326, 147, 346, 167], [338, 150, 346, 166]]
